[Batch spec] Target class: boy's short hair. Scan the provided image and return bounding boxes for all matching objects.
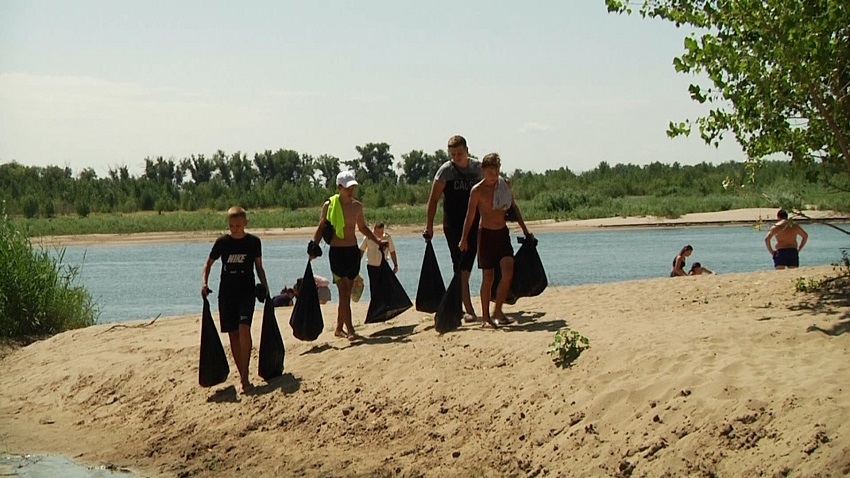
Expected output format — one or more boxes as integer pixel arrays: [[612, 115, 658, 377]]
[[692, 262, 701, 268], [777, 208, 789, 219], [447, 135, 467, 148], [374, 222, 385, 228], [482, 153, 501, 169], [227, 206, 247, 220]]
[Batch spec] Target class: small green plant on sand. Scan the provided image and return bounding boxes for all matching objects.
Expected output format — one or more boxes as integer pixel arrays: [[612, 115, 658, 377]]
[[794, 276, 823, 293], [548, 327, 590, 368]]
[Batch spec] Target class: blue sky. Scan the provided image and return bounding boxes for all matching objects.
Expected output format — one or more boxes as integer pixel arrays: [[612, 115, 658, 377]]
[[0, 0, 745, 176]]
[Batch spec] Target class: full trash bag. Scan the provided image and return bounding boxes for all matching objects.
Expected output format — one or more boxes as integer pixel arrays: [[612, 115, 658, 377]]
[[511, 236, 547, 298], [289, 261, 325, 341], [434, 270, 463, 334], [199, 296, 229, 388], [258, 295, 284, 380], [415, 241, 445, 313], [365, 259, 412, 324]]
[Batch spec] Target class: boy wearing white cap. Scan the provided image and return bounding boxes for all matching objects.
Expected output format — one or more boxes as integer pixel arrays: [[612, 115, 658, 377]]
[[308, 170, 386, 340]]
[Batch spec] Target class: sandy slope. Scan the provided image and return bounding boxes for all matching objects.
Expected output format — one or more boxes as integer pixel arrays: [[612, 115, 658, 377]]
[[1, 265, 848, 477]]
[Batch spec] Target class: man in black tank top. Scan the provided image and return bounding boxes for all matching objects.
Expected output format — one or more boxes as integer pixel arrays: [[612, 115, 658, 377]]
[[201, 206, 270, 393], [425, 135, 483, 322]]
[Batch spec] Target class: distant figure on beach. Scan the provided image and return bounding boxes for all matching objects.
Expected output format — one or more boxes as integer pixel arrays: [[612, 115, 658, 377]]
[[670, 245, 693, 277], [272, 287, 296, 307], [294, 275, 332, 304], [764, 209, 808, 269], [689, 262, 714, 275], [459, 153, 533, 328], [360, 221, 399, 303], [425, 134, 483, 323], [201, 206, 270, 394], [308, 170, 387, 340]]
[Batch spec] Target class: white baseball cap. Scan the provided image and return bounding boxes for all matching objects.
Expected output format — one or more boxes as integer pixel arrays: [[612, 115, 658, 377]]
[[336, 170, 358, 188]]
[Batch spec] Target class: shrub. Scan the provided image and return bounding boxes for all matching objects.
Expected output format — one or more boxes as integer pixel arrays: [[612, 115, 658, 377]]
[[0, 209, 99, 339], [548, 327, 590, 368]]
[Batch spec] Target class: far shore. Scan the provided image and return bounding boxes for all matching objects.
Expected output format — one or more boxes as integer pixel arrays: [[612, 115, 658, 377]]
[[34, 208, 848, 247]]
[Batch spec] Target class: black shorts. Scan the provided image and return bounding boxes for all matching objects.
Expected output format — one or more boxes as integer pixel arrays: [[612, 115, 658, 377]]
[[329, 246, 361, 282], [217, 294, 255, 333], [444, 220, 477, 272], [773, 247, 800, 267], [477, 227, 513, 270]]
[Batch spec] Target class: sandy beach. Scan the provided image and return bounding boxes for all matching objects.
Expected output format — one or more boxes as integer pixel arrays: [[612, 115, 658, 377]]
[[3, 208, 848, 477]]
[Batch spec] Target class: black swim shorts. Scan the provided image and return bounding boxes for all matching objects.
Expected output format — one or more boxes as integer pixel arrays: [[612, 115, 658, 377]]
[[329, 246, 361, 282], [477, 226, 514, 270], [218, 294, 255, 333], [773, 247, 800, 267], [444, 220, 477, 272]]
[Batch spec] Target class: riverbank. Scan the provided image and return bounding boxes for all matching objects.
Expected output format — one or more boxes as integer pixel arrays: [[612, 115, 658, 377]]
[[1, 265, 848, 477], [34, 208, 849, 247]]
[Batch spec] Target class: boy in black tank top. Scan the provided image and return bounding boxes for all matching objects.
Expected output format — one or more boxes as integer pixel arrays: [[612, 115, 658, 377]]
[[202, 206, 270, 393]]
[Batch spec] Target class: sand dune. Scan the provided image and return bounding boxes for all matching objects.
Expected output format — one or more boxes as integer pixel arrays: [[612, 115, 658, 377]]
[[1, 265, 848, 477]]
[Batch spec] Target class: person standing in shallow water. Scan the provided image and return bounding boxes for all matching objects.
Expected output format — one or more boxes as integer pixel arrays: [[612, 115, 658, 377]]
[[425, 134, 483, 323], [764, 208, 808, 269], [201, 206, 269, 394]]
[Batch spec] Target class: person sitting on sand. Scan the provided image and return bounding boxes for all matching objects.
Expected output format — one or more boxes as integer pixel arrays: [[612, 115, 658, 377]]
[[688, 262, 714, 275], [764, 208, 808, 270], [272, 287, 296, 307], [670, 244, 693, 277], [459, 152, 533, 328], [294, 275, 331, 304]]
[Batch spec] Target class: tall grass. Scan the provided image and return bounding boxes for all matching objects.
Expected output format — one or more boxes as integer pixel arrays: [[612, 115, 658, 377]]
[[1, 209, 98, 339]]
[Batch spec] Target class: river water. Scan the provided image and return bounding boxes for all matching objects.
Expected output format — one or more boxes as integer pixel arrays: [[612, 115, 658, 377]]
[[54, 223, 848, 324]]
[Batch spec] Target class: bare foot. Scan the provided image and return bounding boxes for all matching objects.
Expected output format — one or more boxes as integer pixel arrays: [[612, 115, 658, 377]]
[[481, 320, 498, 329], [240, 381, 255, 394], [347, 333, 364, 342], [334, 330, 348, 339], [463, 313, 479, 323]]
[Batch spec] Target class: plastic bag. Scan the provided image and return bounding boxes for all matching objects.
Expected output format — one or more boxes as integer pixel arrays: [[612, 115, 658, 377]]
[[199, 296, 229, 388], [365, 260, 412, 324], [511, 237, 547, 298], [289, 261, 325, 341], [258, 296, 284, 380], [434, 270, 463, 333], [415, 241, 446, 313]]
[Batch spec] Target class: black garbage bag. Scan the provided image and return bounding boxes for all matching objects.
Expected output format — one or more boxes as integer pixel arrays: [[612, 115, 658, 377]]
[[258, 296, 284, 380], [365, 259, 413, 324], [289, 261, 325, 341], [199, 296, 229, 388], [434, 270, 463, 333], [415, 241, 445, 313], [511, 237, 548, 298], [491, 262, 518, 305]]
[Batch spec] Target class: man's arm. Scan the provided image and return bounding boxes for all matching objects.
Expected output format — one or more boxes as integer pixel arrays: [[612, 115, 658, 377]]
[[424, 179, 446, 240], [764, 227, 776, 254], [459, 187, 480, 251], [797, 226, 808, 251]]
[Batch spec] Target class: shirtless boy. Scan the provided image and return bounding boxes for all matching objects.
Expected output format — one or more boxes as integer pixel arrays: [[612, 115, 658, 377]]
[[459, 153, 533, 328], [764, 208, 808, 269], [309, 170, 386, 340], [201, 206, 270, 393]]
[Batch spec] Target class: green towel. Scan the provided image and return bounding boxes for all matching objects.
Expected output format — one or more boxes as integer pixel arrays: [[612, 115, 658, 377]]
[[327, 194, 345, 239]]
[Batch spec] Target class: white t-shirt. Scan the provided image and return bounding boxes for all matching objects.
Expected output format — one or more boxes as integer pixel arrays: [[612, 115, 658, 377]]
[[360, 233, 396, 267]]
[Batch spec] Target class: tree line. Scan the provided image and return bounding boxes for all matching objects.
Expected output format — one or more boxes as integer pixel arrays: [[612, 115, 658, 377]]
[[2, 141, 843, 220]]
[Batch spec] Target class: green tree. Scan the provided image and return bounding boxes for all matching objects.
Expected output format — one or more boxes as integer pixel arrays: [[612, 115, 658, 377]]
[[399, 149, 444, 184], [605, 0, 850, 187], [350, 142, 397, 184], [314, 154, 341, 188]]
